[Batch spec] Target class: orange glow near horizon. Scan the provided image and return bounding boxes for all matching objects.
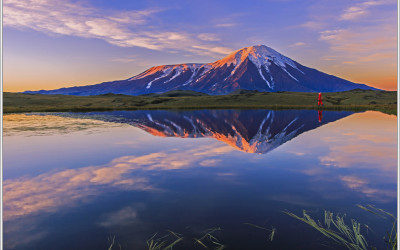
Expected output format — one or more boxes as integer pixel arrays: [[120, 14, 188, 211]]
[[3, 41, 398, 93], [3, 70, 397, 92]]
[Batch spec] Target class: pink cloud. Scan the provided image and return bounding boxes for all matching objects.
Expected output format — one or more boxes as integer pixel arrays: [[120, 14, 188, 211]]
[[3, 0, 231, 55], [340, 0, 392, 21]]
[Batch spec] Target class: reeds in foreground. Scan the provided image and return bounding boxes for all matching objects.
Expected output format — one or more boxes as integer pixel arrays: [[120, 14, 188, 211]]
[[285, 206, 398, 250], [144, 227, 225, 250], [357, 204, 397, 250], [146, 230, 183, 250], [107, 205, 396, 249], [284, 210, 367, 250], [193, 227, 226, 250]]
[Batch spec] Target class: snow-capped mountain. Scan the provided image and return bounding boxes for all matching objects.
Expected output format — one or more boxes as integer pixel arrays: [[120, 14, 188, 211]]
[[54, 109, 353, 154], [25, 45, 377, 95]]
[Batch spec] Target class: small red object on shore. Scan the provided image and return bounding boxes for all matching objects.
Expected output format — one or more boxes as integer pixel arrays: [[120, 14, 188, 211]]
[[318, 93, 323, 106]]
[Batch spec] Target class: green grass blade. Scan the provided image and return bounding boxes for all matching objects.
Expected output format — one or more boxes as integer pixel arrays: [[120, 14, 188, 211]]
[[194, 238, 209, 249], [244, 223, 269, 231], [166, 230, 183, 239], [269, 228, 276, 241], [162, 237, 183, 250]]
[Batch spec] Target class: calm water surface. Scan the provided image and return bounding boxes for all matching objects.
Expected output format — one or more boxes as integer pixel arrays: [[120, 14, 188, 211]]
[[3, 109, 397, 249]]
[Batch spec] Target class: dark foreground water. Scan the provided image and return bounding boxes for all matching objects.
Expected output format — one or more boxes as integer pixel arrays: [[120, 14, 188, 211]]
[[3, 109, 397, 250]]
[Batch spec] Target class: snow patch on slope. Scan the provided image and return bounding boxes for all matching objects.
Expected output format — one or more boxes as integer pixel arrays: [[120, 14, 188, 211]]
[[129, 64, 202, 82], [183, 68, 199, 86], [163, 69, 182, 84], [281, 68, 299, 82], [257, 67, 271, 88], [146, 68, 173, 89], [132, 64, 202, 89]]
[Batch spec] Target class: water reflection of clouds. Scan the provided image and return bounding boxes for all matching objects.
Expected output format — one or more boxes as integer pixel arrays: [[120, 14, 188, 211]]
[[199, 159, 222, 167], [320, 143, 396, 169], [339, 175, 396, 201], [318, 112, 396, 174], [299, 111, 397, 202], [99, 205, 145, 228], [3, 114, 125, 137], [4, 217, 49, 249], [3, 145, 234, 221]]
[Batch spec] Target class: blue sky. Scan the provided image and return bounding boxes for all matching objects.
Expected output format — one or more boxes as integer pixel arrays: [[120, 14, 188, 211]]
[[3, 0, 397, 91]]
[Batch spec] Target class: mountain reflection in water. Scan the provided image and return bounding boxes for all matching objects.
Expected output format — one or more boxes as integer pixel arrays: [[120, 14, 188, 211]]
[[53, 109, 353, 154], [3, 110, 396, 250]]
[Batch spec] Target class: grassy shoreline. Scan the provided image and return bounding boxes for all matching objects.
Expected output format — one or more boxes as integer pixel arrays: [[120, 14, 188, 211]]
[[3, 89, 397, 115]]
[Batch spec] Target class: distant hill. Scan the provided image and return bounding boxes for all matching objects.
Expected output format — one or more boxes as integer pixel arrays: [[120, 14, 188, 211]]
[[24, 45, 378, 96]]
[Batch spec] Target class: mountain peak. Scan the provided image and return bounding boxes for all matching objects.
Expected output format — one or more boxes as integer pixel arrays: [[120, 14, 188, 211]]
[[240, 44, 276, 54], [210, 45, 302, 88], [213, 45, 298, 70]]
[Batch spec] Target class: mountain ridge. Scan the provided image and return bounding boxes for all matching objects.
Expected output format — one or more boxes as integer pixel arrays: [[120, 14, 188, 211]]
[[48, 110, 354, 154], [24, 45, 377, 96]]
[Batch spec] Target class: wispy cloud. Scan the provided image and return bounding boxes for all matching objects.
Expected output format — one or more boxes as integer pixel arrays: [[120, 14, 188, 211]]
[[340, 0, 391, 21], [213, 12, 246, 29], [191, 45, 233, 56], [297, 0, 396, 77], [318, 25, 396, 63], [111, 58, 138, 63], [215, 23, 237, 28], [3, 0, 231, 55], [319, 29, 346, 42], [343, 52, 395, 64], [299, 21, 326, 30], [197, 33, 221, 42], [289, 42, 306, 47]]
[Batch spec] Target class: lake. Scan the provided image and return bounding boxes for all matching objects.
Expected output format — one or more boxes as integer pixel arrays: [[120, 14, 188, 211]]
[[3, 109, 397, 249]]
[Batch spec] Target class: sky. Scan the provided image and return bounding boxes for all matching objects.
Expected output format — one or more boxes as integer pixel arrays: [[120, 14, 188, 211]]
[[3, 0, 398, 92]]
